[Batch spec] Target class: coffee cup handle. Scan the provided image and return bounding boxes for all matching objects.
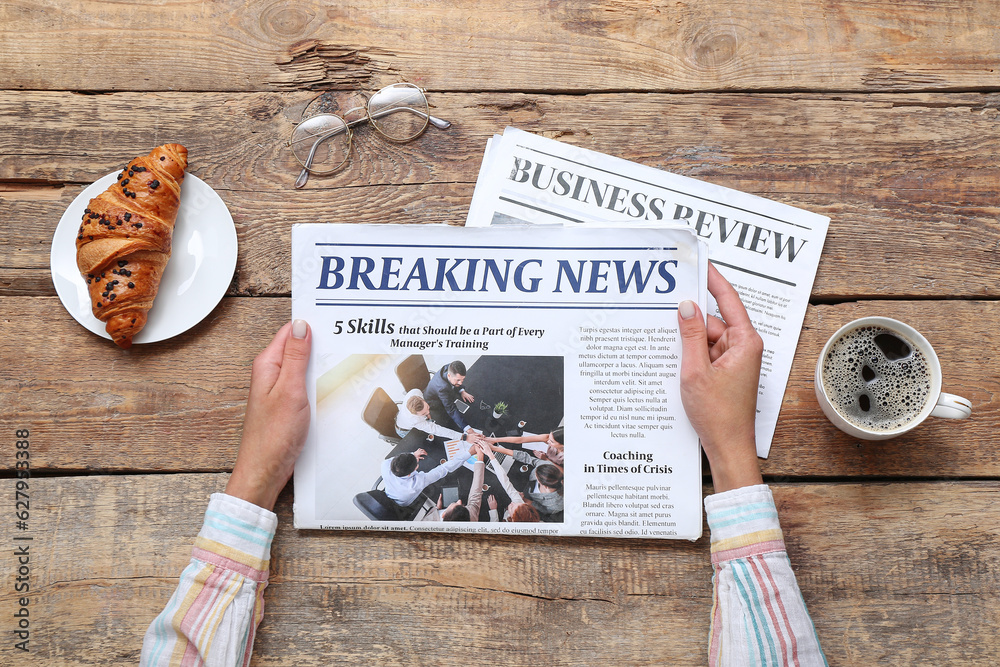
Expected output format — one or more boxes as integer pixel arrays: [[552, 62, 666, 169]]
[[930, 393, 972, 420]]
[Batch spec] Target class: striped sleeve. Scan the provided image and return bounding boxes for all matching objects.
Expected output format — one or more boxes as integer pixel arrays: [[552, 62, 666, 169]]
[[140, 493, 278, 667], [705, 484, 827, 667]]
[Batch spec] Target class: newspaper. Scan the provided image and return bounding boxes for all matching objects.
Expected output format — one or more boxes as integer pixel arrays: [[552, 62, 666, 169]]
[[292, 222, 708, 539], [467, 128, 830, 457]]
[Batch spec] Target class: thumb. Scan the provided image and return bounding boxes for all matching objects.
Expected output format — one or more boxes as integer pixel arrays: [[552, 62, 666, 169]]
[[276, 319, 312, 389], [677, 300, 711, 374]]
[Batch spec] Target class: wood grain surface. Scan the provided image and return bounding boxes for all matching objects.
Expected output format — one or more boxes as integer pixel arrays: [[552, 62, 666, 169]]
[[3, 0, 999, 664], [1, 474, 997, 665], [2, 0, 1000, 93]]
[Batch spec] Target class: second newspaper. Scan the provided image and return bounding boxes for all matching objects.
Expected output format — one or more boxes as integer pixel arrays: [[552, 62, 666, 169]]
[[467, 128, 830, 457]]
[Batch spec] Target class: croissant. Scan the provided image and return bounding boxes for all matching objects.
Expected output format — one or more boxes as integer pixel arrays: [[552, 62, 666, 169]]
[[75, 144, 188, 348]]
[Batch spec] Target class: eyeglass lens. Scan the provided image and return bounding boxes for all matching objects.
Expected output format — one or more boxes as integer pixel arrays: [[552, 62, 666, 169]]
[[368, 83, 429, 141], [290, 114, 351, 175]]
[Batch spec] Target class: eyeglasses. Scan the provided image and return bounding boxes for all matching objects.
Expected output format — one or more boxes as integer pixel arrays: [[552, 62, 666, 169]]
[[287, 83, 451, 189]]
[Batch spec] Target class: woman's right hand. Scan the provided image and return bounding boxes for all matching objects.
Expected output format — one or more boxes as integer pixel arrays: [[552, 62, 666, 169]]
[[677, 264, 764, 493]]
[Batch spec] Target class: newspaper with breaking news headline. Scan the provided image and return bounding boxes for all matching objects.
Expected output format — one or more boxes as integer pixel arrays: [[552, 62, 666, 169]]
[[292, 222, 709, 539]]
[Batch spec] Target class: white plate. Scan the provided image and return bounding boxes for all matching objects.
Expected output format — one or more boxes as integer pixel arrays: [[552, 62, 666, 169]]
[[50, 172, 238, 345]]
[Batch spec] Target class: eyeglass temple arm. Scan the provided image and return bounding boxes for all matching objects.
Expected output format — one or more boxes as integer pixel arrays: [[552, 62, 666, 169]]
[[427, 113, 451, 129], [294, 171, 310, 189], [352, 105, 451, 129], [294, 139, 329, 188]]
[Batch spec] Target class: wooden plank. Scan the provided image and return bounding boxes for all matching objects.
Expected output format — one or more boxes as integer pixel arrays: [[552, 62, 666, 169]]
[[1, 474, 997, 664], [5, 91, 1000, 193], [1, 297, 997, 476], [2, 0, 1000, 93], [9, 186, 998, 300], [0, 296, 282, 473], [3, 92, 1000, 298]]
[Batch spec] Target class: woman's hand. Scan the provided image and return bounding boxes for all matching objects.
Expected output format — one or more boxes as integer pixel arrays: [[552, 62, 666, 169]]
[[677, 265, 764, 493], [225, 320, 312, 511]]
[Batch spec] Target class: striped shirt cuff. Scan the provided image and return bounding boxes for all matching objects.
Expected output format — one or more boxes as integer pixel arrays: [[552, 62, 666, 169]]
[[704, 484, 785, 565], [191, 493, 278, 582]]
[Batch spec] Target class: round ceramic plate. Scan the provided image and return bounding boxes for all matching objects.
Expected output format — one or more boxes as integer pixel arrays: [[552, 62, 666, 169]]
[[50, 172, 238, 344]]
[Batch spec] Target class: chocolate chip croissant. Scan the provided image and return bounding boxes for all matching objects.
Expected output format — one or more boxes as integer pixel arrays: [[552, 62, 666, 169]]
[[75, 144, 188, 348]]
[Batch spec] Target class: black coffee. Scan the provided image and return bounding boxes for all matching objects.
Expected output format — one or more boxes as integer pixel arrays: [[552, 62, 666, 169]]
[[821, 326, 932, 431]]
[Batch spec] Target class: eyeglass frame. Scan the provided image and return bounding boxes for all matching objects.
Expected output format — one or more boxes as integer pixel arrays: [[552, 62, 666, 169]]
[[287, 83, 451, 189]]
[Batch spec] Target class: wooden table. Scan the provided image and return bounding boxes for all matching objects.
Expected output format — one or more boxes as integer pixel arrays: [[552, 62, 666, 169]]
[[2, 1, 999, 664]]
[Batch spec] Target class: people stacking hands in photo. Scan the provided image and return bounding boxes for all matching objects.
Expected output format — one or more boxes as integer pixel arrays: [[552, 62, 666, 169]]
[[486, 427, 564, 466], [395, 388, 488, 444], [385, 355, 567, 524]]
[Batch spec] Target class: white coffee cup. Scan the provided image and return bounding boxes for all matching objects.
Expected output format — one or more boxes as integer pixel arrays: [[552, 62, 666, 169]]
[[814, 317, 971, 440]]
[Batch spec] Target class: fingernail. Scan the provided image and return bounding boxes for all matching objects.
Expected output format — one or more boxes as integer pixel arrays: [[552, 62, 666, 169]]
[[292, 319, 308, 339], [679, 301, 696, 320]]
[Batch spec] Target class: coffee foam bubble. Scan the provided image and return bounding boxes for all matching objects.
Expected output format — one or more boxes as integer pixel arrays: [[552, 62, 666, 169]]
[[821, 326, 932, 432]]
